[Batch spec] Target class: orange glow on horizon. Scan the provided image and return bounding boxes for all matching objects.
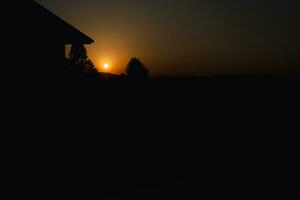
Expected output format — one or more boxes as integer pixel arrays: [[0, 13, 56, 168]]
[[94, 56, 114, 72]]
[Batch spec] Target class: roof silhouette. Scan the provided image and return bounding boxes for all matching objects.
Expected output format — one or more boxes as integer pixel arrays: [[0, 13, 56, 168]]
[[15, 0, 94, 44]]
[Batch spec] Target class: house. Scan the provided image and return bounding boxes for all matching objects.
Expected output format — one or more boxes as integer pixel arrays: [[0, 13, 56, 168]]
[[9, 0, 94, 79]]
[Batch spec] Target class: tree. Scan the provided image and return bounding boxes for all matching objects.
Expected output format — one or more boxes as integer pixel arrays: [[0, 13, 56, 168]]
[[126, 58, 149, 80], [69, 44, 98, 75]]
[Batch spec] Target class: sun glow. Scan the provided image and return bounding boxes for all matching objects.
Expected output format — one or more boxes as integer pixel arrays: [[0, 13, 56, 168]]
[[103, 63, 110, 70], [96, 56, 116, 72]]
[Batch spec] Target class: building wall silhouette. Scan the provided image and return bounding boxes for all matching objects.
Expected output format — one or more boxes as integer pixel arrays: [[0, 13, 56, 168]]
[[8, 1, 93, 80]]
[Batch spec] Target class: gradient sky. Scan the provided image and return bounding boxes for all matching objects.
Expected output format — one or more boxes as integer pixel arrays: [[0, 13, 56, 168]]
[[37, 0, 299, 76]]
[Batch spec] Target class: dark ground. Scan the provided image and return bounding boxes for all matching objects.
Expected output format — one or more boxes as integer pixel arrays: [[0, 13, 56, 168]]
[[3, 75, 299, 199]]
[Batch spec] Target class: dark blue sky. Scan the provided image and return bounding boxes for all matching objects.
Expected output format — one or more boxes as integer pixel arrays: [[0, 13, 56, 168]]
[[37, 0, 300, 76]]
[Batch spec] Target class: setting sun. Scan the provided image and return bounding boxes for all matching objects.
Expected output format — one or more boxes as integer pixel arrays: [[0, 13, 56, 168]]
[[103, 63, 110, 70]]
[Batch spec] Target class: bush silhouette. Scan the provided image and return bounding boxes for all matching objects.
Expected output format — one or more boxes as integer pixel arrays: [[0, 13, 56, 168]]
[[126, 58, 149, 80], [69, 44, 98, 75]]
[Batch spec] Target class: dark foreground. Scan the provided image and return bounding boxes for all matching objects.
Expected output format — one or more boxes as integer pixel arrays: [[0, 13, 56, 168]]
[[4, 75, 299, 199]]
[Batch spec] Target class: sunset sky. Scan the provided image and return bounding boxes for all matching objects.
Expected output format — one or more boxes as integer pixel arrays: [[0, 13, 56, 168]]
[[37, 0, 299, 76]]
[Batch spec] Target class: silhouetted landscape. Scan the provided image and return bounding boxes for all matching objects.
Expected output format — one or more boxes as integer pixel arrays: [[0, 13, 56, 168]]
[[3, 1, 300, 199]]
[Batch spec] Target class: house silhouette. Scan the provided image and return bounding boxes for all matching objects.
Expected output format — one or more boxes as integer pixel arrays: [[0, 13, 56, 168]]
[[9, 0, 94, 81]]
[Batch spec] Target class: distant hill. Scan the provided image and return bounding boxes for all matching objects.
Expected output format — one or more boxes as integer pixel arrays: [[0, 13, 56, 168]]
[[98, 72, 121, 80]]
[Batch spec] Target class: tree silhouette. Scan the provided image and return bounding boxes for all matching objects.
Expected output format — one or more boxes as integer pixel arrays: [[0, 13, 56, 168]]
[[69, 44, 98, 75], [126, 58, 149, 80]]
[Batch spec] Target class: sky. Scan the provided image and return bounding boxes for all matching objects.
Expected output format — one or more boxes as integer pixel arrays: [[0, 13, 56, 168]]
[[37, 0, 300, 76]]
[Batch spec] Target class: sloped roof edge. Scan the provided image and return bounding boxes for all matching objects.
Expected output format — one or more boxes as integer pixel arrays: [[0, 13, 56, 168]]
[[34, 0, 94, 44]]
